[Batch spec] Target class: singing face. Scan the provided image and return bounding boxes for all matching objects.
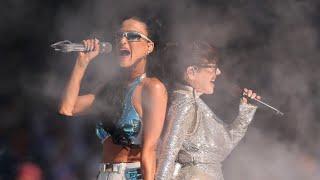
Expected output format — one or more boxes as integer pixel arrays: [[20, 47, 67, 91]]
[[115, 18, 154, 68], [187, 60, 221, 94]]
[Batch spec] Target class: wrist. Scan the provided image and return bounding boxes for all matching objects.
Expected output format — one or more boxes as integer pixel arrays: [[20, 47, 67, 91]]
[[76, 57, 89, 68], [239, 102, 257, 114]]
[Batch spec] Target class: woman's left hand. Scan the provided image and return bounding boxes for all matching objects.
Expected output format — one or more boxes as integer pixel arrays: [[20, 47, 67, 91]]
[[241, 88, 261, 104]]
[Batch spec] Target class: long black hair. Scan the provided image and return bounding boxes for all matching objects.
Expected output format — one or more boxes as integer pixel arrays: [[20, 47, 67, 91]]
[[114, 8, 169, 80]]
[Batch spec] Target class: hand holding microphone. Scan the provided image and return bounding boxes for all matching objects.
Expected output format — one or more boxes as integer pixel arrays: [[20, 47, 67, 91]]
[[51, 38, 112, 62], [51, 38, 113, 68], [78, 39, 101, 62], [241, 88, 261, 104], [241, 88, 284, 116], [219, 75, 284, 116]]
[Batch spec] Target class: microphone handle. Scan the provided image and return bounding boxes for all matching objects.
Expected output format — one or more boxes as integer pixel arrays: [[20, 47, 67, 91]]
[[51, 40, 112, 54]]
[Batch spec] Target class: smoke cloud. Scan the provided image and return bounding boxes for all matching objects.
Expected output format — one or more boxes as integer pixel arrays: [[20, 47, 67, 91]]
[[1, 0, 319, 179]]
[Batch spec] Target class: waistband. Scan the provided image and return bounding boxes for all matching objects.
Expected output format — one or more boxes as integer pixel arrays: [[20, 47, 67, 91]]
[[177, 150, 219, 166], [99, 162, 141, 173]]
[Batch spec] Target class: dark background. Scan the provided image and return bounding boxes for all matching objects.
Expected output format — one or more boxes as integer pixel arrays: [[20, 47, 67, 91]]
[[1, 0, 319, 179]]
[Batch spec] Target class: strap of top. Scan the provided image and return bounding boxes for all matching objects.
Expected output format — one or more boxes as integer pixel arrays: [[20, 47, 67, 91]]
[[124, 73, 146, 102], [127, 73, 146, 90]]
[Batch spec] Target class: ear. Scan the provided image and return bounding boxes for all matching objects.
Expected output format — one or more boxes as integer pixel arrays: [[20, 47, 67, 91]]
[[186, 66, 196, 80], [147, 41, 154, 54]]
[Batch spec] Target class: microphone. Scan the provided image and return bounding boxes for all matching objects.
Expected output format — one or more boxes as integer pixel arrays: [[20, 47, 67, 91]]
[[50, 40, 112, 54], [218, 74, 284, 116]]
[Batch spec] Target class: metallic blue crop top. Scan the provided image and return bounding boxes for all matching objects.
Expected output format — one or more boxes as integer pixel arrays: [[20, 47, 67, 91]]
[[96, 74, 145, 147]]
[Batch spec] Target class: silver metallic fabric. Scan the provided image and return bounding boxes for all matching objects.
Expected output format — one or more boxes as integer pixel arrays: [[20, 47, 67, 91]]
[[156, 85, 257, 180]]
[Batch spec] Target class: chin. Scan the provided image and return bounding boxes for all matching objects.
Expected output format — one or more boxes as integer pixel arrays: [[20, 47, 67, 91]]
[[118, 58, 132, 68], [204, 86, 214, 94], [204, 89, 214, 95], [119, 63, 131, 68]]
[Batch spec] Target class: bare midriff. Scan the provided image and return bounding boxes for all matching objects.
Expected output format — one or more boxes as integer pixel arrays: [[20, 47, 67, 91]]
[[102, 137, 141, 163]]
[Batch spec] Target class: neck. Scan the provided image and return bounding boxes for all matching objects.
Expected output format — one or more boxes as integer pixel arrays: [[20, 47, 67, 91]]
[[126, 58, 147, 82], [182, 80, 204, 97]]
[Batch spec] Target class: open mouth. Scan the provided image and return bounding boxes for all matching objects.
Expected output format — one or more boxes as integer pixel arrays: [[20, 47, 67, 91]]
[[211, 80, 216, 86], [119, 49, 131, 56]]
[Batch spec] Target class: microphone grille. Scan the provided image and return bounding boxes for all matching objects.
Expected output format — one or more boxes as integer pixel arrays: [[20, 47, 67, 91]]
[[100, 42, 112, 54]]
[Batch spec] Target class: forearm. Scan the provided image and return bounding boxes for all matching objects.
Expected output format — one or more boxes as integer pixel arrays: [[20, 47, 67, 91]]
[[228, 103, 257, 146], [141, 148, 157, 180], [59, 57, 88, 116]]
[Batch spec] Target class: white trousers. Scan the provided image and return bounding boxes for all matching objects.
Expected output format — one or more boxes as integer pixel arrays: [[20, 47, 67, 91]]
[[97, 162, 141, 180]]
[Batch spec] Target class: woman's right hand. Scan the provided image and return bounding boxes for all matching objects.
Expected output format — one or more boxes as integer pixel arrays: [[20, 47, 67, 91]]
[[77, 38, 100, 65], [241, 88, 261, 104]]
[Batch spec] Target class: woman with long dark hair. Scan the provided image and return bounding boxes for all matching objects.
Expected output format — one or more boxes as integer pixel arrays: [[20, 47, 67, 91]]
[[59, 15, 167, 180]]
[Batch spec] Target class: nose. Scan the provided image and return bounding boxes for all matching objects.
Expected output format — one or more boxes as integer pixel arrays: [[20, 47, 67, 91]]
[[119, 36, 128, 45], [216, 68, 221, 76]]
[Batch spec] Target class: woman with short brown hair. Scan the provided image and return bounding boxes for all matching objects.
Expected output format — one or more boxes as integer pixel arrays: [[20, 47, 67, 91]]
[[156, 41, 260, 180]]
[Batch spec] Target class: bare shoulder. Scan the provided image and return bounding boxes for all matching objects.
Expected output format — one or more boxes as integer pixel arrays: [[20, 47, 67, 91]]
[[142, 77, 167, 96]]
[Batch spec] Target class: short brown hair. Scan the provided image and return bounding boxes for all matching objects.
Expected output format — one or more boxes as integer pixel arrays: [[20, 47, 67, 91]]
[[164, 41, 219, 84], [181, 41, 219, 66]]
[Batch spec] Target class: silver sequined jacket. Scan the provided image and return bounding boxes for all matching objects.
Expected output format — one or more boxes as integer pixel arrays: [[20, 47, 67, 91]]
[[156, 85, 257, 180]]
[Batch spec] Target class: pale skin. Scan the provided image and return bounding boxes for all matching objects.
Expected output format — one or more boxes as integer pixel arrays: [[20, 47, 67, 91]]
[[184, 60, 261, 102], [59, 18, 167, 180]]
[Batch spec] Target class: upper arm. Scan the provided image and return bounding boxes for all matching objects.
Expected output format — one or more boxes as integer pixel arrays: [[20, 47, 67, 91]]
[[141, 79, 168, 150], [70, 82, 110, 116], [72, 94, 95, 115], [59, 94, 95, 116], [156, 98, 195, 179]]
